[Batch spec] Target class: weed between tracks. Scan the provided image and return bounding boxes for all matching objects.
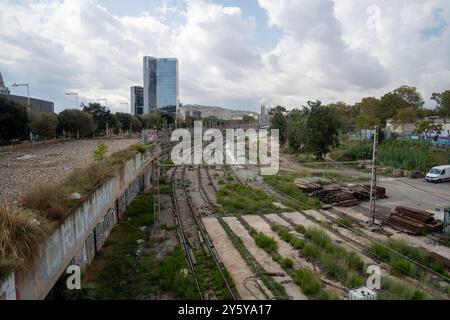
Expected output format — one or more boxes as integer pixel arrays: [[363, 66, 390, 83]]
[[46, 193, 201, 300], [217, 183, 282, 214]]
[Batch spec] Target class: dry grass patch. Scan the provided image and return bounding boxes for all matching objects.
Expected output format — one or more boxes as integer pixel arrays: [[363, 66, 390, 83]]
[[22, 144, 149, 223], [0, 205, 51, 280]]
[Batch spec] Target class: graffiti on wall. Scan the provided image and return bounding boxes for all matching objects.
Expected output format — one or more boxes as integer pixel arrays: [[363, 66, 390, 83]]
[[117, 194, 126, 220], [0, 273, 16, 300], [7, 151, 154, 299]]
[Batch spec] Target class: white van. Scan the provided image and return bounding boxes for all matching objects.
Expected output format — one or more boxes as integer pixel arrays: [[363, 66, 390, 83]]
[[425, 165, 450, 183]]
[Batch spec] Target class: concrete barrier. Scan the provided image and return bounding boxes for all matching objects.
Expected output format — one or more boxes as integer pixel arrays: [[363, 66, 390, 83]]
[[393, 169, 403, 177], [0, 147, 158, 300]]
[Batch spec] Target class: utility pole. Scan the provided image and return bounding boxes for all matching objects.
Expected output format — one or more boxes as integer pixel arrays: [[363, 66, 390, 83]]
[[368, 126, 379, 225]]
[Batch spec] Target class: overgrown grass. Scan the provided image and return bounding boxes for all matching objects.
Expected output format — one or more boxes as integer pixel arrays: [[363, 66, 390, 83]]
[[378, 276, 431, 300], [274, 225, 366, 289], [263, 174, 322, 210], [217, 184, 282, 214], [47, 193, 156, 300], [0, 205, 51, 280], [369, 239, 450, 278], [252, 231, 278, 252], [330, 140, 373, 162], [379, 140, 431, 171]]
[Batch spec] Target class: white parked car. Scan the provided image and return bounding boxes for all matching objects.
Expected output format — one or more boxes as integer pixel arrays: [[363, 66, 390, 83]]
[[425, 165, 450, 183]]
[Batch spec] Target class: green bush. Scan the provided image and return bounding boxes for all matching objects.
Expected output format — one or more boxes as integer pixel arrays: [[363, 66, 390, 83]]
[[379, 140, 430, 171], [304, 227, 332, 248], [254, 232, 278, 252], [341, 141, 373, 161], [391, 257, 417, 276], [303, 243, 321, 259], [292, 268, 321, 296], [217, 184, 281, 214], [280, 257, 294, 269], [289, 237, 305, 250], [296, 225, 306, 234]]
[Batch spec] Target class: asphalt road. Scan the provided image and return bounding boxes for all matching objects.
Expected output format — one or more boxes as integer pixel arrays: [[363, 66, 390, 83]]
[[360, 176, 450, 218]]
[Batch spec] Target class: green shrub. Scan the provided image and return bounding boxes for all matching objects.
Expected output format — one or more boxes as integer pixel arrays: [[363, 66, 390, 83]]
[[292, 268, 321, 296], [217, 184, 281, 214], [391, 257, 417, 276], [342, 141, 373, 161], [379, 140, 430, 171], [93, 143, 108, 161], [289, 237, 305, 250], [304, 227, 332, 248], [344, 251, 365, 272], [303, 243, 321, 259], [254, 232, 278, 252], [296, 225, 306, 234], [280, 257, 294, 269]]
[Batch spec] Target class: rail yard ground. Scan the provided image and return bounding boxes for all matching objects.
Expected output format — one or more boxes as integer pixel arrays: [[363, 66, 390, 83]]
[[9, 140, 450, 300], [0, 137, 139, 204]]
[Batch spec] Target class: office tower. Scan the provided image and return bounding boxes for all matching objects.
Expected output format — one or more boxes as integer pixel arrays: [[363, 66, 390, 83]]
[[0, 72, 10, 94], [130, 86, 144, 115], [143, 56, 179, 114]]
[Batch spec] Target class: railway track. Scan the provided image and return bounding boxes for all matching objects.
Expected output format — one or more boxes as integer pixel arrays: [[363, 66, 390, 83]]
[[170, 160, 236, 300], [202, 165, 292, 300]]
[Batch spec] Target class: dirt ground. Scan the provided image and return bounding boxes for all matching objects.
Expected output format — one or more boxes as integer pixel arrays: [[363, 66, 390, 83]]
[[0, 137, 139, 204]]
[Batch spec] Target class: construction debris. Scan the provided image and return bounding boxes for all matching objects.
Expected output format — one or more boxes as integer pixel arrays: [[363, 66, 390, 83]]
[[313, 185, 360, 207], [293, 179, 322, 193], [293, 178, 387, 207], [384, 206, 443, 235], [348, 185, 386, 201]]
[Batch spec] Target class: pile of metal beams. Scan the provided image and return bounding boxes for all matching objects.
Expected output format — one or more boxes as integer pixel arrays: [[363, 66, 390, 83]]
[[293, 179, 322, 193], [384, 206, 443, 235], [312, 185, 361, 207], [348, 185, 387, 201], [293, 179, 388, 207]]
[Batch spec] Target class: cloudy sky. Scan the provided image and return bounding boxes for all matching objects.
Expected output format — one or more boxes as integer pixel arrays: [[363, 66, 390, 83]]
[[0, 0, 449, 113]]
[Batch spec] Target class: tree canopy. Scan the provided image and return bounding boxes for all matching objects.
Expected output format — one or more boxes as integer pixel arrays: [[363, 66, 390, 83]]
[[0, 97, 29, 144], [29, 112, 59, 138], [57, 109, 96, 137]]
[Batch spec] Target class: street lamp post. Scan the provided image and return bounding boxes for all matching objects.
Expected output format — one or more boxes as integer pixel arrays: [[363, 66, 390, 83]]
[[12, 83, 30, 112], [65, 92, 79, 109]]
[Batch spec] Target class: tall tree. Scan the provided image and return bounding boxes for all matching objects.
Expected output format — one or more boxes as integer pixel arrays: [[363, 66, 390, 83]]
[[328, 101, 359, 130], [356, 97, 383, 128], [115, 112, 133, 132], [82, 102, 115, 133], [393, 85, 424, 110], [0, 97, 29, 144], [271, 110, 288, 145], [392, 107, 418, 133], [287, 109, 307, 153], [29, 112, 59, 138], [431, 90, 450, 118], [303, 100, 340, 159], [58, 109, 95, 137]]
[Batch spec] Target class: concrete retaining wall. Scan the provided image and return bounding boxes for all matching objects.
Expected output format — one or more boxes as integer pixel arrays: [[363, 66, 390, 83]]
[[0, 147, 157, 300]]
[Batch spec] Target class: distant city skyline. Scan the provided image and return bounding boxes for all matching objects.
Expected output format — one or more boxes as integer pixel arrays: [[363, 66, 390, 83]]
[[1, 0, 449, 113]]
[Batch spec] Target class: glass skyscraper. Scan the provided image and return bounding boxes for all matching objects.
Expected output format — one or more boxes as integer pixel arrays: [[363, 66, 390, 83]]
[[143, 56, 179, 114], [130, 86, 144, 115]]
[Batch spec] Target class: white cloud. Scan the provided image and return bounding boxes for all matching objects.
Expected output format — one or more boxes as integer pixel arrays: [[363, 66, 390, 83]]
[[0, 0, 449, 112]]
